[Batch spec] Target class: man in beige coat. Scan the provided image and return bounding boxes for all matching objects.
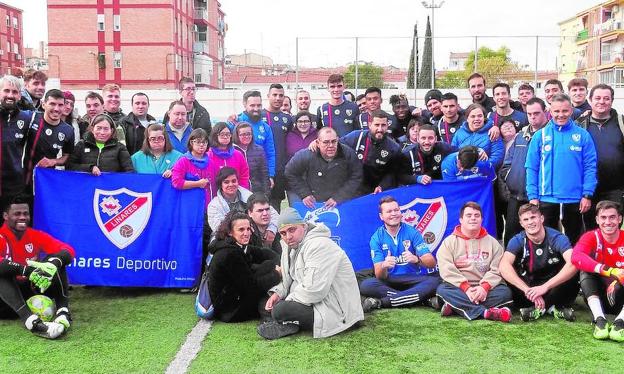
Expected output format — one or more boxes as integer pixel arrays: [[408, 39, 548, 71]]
[[436, 201, 514, 322], [257, 208, 364, 340]]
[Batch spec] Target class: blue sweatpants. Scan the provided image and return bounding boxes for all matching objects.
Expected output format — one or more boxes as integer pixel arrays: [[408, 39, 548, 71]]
[[436, 282, 512, 320], [360, 274, 440, 307]]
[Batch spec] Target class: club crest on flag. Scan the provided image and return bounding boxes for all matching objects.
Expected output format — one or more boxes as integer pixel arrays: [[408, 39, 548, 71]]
[[303, 205, 341, 227], [400, 197, 447, 251], [93, 188, 152, 249]]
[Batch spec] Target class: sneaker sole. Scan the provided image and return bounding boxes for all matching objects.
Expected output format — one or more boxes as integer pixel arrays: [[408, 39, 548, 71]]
[[257, 323, 299, 340]]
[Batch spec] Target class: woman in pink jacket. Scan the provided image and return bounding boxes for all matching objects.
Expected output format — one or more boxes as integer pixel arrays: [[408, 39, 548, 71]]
[[171, 128, 213, 208], [207, 122, 250, 197]]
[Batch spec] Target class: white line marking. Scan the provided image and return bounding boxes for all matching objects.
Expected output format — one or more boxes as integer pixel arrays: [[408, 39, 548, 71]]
[[165, 319, 213, 374]]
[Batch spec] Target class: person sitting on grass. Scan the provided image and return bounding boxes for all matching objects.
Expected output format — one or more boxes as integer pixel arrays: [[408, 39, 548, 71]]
[[257, 208, 364, 340], [0, 195, 74, 339], [499, 203, 579, 322], [436, 201, 513, 322], [572, 200, 624, 341], [359, 196, 439, 312], [207, 211, 281, 323]]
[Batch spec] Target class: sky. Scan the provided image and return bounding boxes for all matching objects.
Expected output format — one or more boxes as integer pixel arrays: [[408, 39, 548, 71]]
[[8, 0, 602, 70]]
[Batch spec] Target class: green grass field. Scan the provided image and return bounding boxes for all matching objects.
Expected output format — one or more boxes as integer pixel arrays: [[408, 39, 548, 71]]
[[2, 288, 623, 374]]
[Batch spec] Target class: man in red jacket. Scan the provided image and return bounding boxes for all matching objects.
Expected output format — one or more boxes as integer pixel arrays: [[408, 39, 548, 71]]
[[573, 200, 624, 341], [0, 195, 75, 339]]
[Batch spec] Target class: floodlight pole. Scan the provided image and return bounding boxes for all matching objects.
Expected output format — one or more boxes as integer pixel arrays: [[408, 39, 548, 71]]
[[422, 0, 444, 89]]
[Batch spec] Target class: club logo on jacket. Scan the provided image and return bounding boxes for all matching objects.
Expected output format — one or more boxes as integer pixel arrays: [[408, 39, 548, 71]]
[[94, 188, 152, 249], [346, 109, 353, 117], [572, 133, 581, 142]]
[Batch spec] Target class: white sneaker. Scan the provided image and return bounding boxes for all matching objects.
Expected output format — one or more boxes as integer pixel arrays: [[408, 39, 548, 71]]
[[25, 314, 65, 339]]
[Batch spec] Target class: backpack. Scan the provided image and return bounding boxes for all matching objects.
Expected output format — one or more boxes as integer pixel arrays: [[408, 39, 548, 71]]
[[194, 254, 214, 319]]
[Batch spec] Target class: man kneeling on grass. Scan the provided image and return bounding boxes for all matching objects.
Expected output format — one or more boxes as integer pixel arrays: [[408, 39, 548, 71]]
[[572, 200, 624, 341], [436, 201, 513, 322], [257, 208, 364, 340], [499, 203, 579, 322], [360, 196, 439, 312], [0, 196, 74, 339]]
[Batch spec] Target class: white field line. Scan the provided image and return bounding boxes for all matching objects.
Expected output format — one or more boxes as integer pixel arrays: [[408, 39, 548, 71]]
[[165, 319, 213, 374]]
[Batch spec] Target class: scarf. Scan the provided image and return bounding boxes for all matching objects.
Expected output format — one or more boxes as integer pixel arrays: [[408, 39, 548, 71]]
[[184, 151, 208, 169]]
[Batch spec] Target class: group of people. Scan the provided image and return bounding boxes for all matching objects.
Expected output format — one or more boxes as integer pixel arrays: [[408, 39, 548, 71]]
[[1, 67, 624, 341]]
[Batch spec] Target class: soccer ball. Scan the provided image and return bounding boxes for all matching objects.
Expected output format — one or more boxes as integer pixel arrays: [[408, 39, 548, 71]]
[[26, 295, 56, 322]]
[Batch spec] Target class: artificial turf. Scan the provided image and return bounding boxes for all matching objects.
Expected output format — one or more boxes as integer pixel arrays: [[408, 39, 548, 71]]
[[3, 288, 624, 374]]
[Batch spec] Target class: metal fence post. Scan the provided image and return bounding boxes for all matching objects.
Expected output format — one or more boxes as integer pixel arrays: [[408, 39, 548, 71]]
[[355, 37, 359, 95]]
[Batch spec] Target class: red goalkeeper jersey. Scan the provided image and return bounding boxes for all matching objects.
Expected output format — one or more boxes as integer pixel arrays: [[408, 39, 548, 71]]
[[572, 229, 624, 273], [0, 224, 75, 266]]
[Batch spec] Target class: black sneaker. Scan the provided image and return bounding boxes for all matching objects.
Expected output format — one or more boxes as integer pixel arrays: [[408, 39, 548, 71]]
[[361, 297, 382, 313], [257, 321, 300, 340], [428, 296, 442, 310]]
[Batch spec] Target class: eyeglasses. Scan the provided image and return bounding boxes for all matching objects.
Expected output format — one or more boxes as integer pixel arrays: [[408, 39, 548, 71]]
[[182, 87, 197, 92], [148, 136, 165, 142], [238, 132, 253, 137], [320, 139, 338, 146], [296, 120, 311, 124], [191, 139, 208, 145], [218, 132, 232, 138]]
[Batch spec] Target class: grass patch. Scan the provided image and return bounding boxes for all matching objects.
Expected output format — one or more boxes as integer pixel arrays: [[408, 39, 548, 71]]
[[190, 298, 624, 374], [0, 287, 197, 374]]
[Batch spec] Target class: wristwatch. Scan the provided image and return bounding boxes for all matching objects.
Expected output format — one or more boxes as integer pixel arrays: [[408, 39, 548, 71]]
[[583, 194, 592, 199]]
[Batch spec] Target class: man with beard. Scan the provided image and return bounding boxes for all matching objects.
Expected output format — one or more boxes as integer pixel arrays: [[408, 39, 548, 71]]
[[388, 94, 412, 140], [23, 89, 75, 193], [340, 110, 403, 194], [101, 84, 125, 125], [231, 90, 276, 186], [489, 83, 528, 130], [468, 72, 522, 115], [0, 75, 34, 219], [435, 93, 464, 144], [18, 69, 46, 112], [317, 74, 360, 137], [400, 124, 454, 185], [421, 89, 443, 125], [77, 91, 104, 139], [163, 77, 212, 135], [296, 90, 317, 128], [264, 84, 293, 210]]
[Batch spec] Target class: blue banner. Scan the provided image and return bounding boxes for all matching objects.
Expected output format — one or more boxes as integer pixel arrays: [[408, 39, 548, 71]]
[[34, 168, 205, 288], [294, 178, 495, 271]]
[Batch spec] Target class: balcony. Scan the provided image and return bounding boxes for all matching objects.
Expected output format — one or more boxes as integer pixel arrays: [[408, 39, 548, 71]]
[[193, 41, 208, 54], [600, 51, 624, 65], [577, 29, 589, 42], [194, 7, 209, 26]]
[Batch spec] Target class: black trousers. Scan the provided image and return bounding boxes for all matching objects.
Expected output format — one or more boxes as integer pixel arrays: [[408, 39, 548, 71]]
[[580, 271, 624, 314], [540, 202, 584, 245], [270, 172, 286, 213], [272, 300, 314, 331], [0, 267, 70, 321], [509, 274, 579, 309], [504, 198, 528, 247]]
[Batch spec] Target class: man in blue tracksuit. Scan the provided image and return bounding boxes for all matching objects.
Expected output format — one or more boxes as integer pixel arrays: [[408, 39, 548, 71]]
[[525, 93, 597, 244], [360, 196, 439, 312], [230, 90, 276, 179], [451, 110, 504, 170]]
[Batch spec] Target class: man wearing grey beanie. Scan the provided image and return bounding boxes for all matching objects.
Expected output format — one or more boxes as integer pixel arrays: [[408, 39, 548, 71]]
[[257, 207, 364, 340]]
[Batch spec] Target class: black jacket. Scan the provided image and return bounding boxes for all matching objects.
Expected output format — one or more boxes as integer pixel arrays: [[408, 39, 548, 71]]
[[400, 142, 455, 184], [285, 143, 363, 203], [163, 100, 212, 135], [119, 112, 156, 155], [67, 132, 134, 173], [207, 238, 280, 322]]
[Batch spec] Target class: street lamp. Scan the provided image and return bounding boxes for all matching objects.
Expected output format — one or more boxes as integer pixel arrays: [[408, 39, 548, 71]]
[[421, 0, 444, 89]]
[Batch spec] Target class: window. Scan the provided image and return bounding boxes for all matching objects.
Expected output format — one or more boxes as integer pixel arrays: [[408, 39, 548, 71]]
[[175, 55, 182, 71], [97, 14, 105, 31], [98, 53, 106, 69], [12, 17, 17, 29], [5, 15, 9, 27], [113, 15, 120, 31], [195, 74, 202, 83], [13, 43, 18, 53], [6, 42, 9, 54], [113, 52, 122, 68]]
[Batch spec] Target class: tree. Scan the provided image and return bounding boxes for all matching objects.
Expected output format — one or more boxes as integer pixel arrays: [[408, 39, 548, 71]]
[[407, 23, 418, 89], [436, 71, 469, 89], [344, 62, 384, 89], [418, 16, 432, 89], [464, 46, 520, 87]]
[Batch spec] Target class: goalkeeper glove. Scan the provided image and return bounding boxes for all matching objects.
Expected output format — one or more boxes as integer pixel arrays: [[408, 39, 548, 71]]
[[28, 270, 52, 292], [27, 260, 58, 278], [600, 266, 624, 285]]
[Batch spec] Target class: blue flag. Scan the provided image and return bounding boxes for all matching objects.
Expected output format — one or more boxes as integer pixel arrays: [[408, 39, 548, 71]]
[[294, 178, 495, 271], [34, 168, 205, 288]]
